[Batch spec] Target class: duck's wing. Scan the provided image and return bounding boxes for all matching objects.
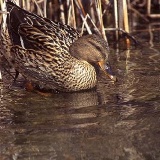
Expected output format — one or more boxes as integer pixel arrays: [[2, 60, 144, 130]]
[[6, 1, 80, 51], [3, 1, 79, 90], [10, 45, 73, 91]]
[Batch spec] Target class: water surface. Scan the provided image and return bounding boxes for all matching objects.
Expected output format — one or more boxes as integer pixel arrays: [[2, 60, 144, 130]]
[[0, 27, 160, 160]]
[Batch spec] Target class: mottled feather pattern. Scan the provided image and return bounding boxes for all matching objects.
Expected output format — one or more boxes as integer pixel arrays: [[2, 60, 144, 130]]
[[0, 27, 13, 65], [0, 1, 112, 92], [10, 45, 96, 91]]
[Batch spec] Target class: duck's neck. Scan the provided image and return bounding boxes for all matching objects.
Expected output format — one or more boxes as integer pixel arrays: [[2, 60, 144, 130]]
[[54, 58, 97, 92]]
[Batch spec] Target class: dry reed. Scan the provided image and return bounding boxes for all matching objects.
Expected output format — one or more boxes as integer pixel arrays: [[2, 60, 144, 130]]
[[0, 0, 114, 39]]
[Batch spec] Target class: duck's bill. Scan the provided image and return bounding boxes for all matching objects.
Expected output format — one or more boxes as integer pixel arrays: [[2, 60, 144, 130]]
[[98, 61, 117, 82]]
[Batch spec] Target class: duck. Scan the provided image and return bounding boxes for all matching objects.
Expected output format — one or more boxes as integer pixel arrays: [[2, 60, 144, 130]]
[[0, 1, 116, 92]]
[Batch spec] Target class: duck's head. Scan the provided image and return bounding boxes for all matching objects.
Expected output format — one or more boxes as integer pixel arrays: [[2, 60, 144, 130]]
[[69, 34, 117, 82]]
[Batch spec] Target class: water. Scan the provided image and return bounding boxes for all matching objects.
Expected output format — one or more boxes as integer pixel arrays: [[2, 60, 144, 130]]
[[0, 27, 160, 159]]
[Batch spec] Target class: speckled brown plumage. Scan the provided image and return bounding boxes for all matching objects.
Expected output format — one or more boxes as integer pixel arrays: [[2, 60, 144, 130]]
[[0, 1, 115, 92]]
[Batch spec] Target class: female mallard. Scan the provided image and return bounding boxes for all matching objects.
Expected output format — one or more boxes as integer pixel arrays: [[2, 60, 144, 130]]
[[0, 1, 116, 92]]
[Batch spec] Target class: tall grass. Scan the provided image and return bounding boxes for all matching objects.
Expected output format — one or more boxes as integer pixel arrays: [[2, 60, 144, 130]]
[[0, 0, 113, 40]]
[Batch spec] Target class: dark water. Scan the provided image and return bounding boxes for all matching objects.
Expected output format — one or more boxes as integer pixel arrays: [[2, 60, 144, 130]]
[[0, 28, 160, 159]]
